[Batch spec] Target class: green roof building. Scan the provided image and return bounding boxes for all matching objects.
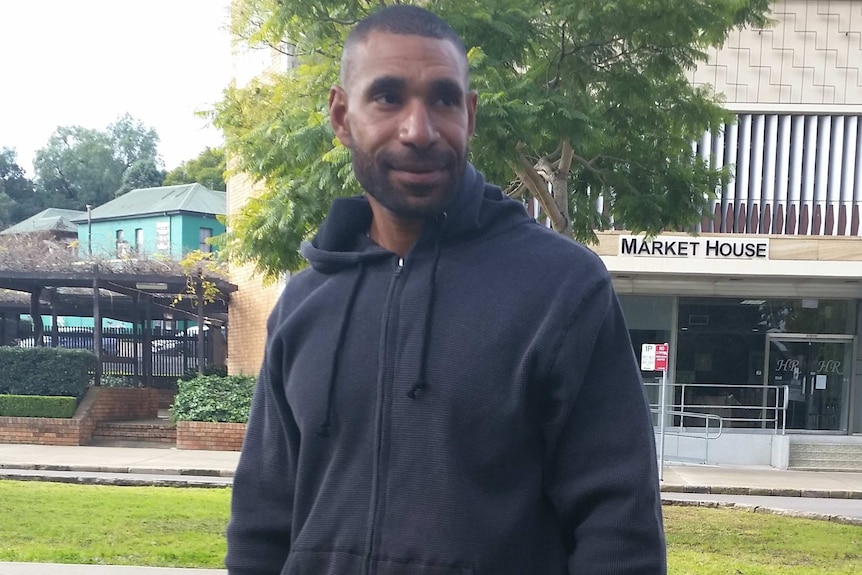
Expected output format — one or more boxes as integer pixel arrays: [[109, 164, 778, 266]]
[[71, 183, 226, 259], [1, 208, 85, 237]]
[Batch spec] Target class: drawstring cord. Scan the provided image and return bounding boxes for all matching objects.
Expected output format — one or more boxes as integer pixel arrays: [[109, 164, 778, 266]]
[[317, 262, 365, 438], [319, 216, 445, 436], [407, 231, 443, 400]]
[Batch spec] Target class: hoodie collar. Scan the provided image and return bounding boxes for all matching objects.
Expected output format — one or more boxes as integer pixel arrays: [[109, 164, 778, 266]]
[[301, 163, 487, 273]]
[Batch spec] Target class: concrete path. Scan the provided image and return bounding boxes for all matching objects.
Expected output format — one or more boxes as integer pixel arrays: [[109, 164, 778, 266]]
[[662, 492, 862, 523], [0, 564, 225, 575]]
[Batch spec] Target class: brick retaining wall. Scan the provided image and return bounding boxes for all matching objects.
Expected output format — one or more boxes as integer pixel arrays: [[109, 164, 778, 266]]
[[0, 416, 85, 446], [0, 386, 158, 446], [177, 421, 246, 451]]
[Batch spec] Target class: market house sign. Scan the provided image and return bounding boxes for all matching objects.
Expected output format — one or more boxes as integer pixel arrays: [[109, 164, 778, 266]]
[[619, 235, 769, 259]]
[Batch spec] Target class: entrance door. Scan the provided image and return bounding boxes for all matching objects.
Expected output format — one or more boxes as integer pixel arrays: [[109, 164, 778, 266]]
[[766, 336, 852, 431]]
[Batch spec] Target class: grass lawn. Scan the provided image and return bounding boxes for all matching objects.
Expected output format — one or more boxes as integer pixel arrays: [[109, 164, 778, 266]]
[[664, 505, 862, 574], [0, 480, 860, 573], [0, 480, 230, 568]]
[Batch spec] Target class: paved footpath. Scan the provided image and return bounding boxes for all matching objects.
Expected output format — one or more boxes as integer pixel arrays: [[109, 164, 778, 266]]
[[0, 564, 225, 575], [1, 443, 862, 574]]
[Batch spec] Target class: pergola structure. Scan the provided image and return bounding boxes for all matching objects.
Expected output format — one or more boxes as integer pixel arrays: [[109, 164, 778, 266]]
[[0, 234, 237, 385]]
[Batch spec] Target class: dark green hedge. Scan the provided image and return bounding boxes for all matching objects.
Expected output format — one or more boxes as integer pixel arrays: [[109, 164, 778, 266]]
[[0, 395, 77, 418], [0, 347, 96, 397], [171, 374, 256, 423]]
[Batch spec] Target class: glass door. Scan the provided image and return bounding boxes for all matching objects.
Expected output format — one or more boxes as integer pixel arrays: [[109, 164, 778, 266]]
[[766, 335, 852, 431]]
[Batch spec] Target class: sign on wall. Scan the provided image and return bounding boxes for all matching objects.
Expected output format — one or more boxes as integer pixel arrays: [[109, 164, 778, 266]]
[[619, 235, 769, 259], [156, 222, 170, 251]]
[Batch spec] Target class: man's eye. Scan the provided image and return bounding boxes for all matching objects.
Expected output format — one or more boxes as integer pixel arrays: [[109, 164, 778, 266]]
[[375, 93, 399, 105], [435, 93, 460, 107]]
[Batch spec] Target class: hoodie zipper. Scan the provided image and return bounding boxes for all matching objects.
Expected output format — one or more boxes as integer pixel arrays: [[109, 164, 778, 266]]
[[364, 255, 405, 575]]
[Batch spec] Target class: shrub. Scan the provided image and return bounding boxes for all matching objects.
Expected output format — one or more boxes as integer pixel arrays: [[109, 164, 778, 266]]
[[171, 374, 255, 423], [99, 375, 142, 388], [0, 395, 77, 418], [0, 347, 95, 397], [179, 365, 228, 381]]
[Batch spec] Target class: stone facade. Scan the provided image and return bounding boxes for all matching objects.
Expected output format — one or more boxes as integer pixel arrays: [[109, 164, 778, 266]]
[[225, 169, 286, 377], [691, 0, 862, 108]]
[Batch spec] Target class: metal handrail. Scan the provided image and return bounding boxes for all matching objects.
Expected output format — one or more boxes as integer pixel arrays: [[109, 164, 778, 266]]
[[644, 382, 789, 435], [651, 408, 723, 464]]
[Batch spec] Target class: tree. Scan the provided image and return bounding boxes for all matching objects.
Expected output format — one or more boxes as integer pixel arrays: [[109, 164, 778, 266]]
[[115, 158, 166, 197], [0, 147, 43, 228], [33, 115, 162, 209], [108, 113, 160, 171], [216, 0, 772, 281], [163, 147, 227, 191]]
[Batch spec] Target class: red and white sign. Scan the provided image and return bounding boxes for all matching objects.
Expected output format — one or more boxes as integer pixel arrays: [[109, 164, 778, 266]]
[[641, 343, 669, 372], [654, 343, 668, 371]]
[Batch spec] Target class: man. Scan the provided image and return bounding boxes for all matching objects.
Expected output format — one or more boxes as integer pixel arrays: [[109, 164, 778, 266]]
[[227, 5, 666, 574]]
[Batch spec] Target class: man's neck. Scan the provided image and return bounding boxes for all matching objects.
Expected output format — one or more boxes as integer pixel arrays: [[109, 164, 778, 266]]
[[366, 197, 423, 257], [368, 207, 423, 257]]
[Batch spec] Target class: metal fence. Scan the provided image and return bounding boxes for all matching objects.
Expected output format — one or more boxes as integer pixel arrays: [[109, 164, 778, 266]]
[[10, 326, 221, 381]]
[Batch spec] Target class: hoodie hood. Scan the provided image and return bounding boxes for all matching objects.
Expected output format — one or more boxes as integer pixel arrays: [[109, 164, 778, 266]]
[[300, 163, 529, 273]]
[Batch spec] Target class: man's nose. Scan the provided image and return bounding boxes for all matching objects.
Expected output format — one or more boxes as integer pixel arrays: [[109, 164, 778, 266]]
[[399, 101, 439, 148]]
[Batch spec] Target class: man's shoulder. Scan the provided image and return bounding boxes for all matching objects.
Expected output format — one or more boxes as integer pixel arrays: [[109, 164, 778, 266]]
[[495, 220, 607, 269]]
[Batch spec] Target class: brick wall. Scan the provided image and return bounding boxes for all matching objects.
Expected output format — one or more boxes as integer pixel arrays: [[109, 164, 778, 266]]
[[0, 386, 158, 446], [84, 387, 159, 422], [157, 388, 177, 410], [0, 417, 84, 446], [226, 169, 285, 377], [176, 421, 246, 451]]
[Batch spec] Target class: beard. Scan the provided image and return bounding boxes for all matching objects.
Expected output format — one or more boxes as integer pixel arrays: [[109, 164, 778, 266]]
[[350, 144, 466, 220]]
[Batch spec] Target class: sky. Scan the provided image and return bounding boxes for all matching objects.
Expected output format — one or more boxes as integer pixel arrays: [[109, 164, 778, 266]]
[[0, 0, 234, 177]]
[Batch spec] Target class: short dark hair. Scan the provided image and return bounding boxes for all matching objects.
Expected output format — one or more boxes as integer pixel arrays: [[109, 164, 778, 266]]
[[340, 5, 468, 86]]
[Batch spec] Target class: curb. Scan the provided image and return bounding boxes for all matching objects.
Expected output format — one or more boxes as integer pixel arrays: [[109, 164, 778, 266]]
[[660, 484, 862, 500], [0, 470, 231, 488], [662, 497, 862, 527], [0, 463, 234, 477]]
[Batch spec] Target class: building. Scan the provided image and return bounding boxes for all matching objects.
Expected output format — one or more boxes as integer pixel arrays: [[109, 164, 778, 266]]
[[224, 33, 294, 377], [71, 183, 226, 260], [0, 208, 85, 240], [590, 0, 862, 469], [225, 1, 862, 469]]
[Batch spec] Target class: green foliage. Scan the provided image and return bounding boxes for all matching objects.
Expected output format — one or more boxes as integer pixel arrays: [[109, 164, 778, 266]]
[[163, 147, 227, 191], [33, 113, 161, 210], [217, 0, 772, 278], [171, 374, 256, 423], [0, 395, 77, 418], [0, 147, 44, 229], [180, 365, 228, 381], [98, 375, 142, 388], [115, 158, 166, 197], [0, 347, 96, 397]]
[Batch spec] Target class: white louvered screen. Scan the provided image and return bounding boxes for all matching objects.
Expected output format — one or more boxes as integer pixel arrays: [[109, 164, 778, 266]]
[[697, 114, 862, 236]]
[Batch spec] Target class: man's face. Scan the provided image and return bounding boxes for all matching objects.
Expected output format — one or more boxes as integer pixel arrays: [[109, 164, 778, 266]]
[[330, 31, 478, 220]]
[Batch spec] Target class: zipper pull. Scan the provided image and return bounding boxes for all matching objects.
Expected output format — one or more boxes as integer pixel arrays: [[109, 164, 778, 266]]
[[394, 257, 405, 275]]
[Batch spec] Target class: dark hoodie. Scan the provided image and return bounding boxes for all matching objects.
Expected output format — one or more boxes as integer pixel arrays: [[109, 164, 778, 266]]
[[226, 164, 666, 575]]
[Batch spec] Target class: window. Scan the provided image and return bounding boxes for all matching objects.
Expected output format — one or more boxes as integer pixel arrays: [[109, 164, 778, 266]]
[[135, 228, 143, 254], [115, 229, 128, 257], [199, 227, 213, 252]]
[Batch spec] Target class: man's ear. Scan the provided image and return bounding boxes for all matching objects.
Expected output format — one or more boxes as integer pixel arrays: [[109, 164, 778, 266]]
[[329, 85, 351, 147]]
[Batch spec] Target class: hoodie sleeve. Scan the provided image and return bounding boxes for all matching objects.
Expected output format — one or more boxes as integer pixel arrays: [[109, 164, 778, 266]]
[[541, 278, 667, 574], [225, 329, 298, 575]]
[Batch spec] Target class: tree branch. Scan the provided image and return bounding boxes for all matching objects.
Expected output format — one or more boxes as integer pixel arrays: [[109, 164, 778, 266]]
[[509, 145, 567, 232], [504, 180, 527, 199]]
